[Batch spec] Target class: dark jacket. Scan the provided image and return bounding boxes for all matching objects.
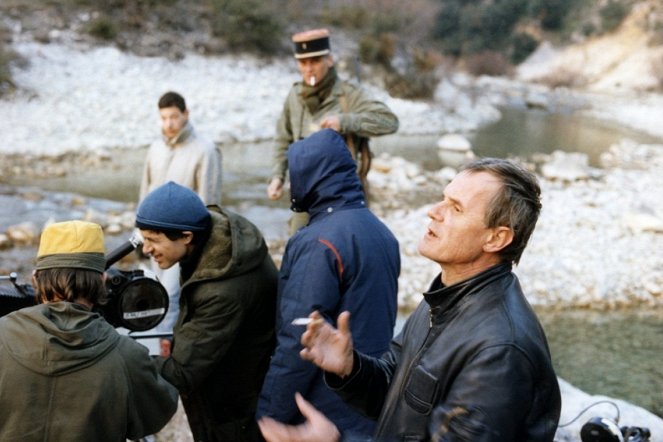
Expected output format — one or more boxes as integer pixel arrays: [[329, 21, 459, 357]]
[[0, 302, 178, 442], [156, 207, 278, 442], [327, 263, 561, 441], [258, 129, 400, 437]]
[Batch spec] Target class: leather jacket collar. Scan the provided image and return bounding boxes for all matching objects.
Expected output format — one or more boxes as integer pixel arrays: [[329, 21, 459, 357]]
[[424, 263, 512, 325]]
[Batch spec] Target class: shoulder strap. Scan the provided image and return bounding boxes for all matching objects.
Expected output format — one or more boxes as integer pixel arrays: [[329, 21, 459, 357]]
[[339, 90, 372, 202]]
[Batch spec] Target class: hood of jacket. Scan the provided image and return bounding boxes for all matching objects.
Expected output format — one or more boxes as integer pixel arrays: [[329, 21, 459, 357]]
[[183, 206, 270, 285], [288, 128, 365, 219], [0, 301, 119, 376]]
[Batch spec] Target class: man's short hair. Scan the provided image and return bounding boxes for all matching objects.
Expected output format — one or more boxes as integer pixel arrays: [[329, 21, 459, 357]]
[[158, 91, 187, 112], [462, 158, 542, 265]]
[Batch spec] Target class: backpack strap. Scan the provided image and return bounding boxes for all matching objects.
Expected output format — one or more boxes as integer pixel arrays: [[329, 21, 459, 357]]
[[339, 93, 372, 202]]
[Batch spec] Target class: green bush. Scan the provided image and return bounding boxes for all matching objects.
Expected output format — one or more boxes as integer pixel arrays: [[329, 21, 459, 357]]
[[208, 0, 284, 55], [600, 1, 630, 33], [433, 0, 532, 57], [320, 5, 368, 29], [0, 46, 15, 96], [384, 69, 438, 99], [529, 0, 574, 30], [359, 33, 396, 67], [85, 17, 118, 40], [464, 51, 511, 77], [510, 32, 539, 64]]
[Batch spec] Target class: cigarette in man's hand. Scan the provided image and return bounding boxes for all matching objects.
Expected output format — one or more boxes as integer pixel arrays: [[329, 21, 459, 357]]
[[291, 317, 324, 326], [310, 75, 316, 86]]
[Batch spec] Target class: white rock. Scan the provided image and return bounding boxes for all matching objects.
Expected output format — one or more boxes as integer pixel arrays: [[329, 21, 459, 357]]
[[541, 150, 591, 181], [554, 378, 663, 441], [622, 212, 663, 233]]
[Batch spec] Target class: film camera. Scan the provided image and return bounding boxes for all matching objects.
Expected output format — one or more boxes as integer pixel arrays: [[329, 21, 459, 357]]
[[581, 416, 651, 442], [0, 234, 168, 332]]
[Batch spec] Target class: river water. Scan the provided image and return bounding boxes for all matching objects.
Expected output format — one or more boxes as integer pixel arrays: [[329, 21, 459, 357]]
[[8, 107, 663, 417]]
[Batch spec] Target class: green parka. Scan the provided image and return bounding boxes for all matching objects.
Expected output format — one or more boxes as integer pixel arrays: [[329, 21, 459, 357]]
[[0, 301, 178, 442], [271, 74, 399, 183], [156, 206, 278, 442]]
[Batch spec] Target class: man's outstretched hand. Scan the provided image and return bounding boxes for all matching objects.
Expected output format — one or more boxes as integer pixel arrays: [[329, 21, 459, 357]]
[[300, 311, 354, 378], [258, 393, 340, 442]]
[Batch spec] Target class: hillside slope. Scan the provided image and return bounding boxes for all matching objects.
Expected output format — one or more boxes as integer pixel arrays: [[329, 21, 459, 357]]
[[517, 0, 663, 93]]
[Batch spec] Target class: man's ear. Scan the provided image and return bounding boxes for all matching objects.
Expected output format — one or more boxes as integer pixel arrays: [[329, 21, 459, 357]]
[[182, 231, 194, 245], [484, 226, 513, 253]]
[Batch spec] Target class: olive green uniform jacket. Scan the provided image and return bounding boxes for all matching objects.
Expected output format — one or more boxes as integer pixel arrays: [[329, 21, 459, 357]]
[[156, 207, 278, 442], [0, 302, 178, 442], [271, 77, 399, 183]]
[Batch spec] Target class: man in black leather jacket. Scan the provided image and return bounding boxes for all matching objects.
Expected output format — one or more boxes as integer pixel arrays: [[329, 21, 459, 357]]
[[258, 157, 561, 442]]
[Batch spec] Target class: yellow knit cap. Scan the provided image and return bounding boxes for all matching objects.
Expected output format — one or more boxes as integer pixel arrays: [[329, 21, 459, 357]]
[[36, 221, 106, 273]]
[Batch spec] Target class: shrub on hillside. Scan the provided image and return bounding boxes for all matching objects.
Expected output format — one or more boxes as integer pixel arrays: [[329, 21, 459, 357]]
[[359, 33, 396, 67], [600, 1, 630, 33], [0, 47, 14, 96], [208, 0, 285, 55], [529, 0, 574, 30], [321, 5, 370, 29], [384, 69, 438, 99], [537, 67, 587, 89], [510, 32, 539, 64], [433, 0, 544, 58], [85, 16, 118, 41], [464, 51, 511, 77], [0, 24, 20, 97]]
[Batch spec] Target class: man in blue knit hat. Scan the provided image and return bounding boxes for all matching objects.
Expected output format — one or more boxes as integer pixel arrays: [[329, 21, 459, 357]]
[[135, 181, 278, 442]]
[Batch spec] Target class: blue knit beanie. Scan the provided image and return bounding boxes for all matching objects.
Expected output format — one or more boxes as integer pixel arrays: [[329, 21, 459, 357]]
[[135, 181, 211, 232]]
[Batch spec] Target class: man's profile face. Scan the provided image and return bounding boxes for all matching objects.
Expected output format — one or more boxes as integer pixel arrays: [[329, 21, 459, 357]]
[[296, 55, 333, 86], [139, 229, 191, 270], [418, 171, 502, 270], [159, 106, 188, 139]]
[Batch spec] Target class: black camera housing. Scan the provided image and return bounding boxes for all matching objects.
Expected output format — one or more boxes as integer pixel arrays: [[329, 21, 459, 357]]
[[581, 417, 651, 442], [103, 267, 168, 331]]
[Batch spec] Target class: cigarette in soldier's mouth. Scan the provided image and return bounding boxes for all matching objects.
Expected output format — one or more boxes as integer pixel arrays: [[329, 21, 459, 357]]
[[291, 317, 324, 326], [310, 76, 316, 86]]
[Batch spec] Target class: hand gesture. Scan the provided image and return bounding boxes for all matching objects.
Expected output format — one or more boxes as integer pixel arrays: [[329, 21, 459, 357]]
[[319, 116, 341, 132], [300, 311, 354, 378], [258, 393, 340, 442], [267, 178, 284, 200]]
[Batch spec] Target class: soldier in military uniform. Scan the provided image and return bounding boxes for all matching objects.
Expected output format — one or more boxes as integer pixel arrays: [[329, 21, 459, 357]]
[[266, 28, 399, 234]]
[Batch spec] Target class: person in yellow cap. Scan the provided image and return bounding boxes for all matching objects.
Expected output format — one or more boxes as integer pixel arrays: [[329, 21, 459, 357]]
[[0, 220, 178, 442], [266, 28, 399, 234]]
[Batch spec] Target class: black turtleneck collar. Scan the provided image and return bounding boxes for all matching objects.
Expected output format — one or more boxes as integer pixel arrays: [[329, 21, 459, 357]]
[[423, 263, 512, 320]]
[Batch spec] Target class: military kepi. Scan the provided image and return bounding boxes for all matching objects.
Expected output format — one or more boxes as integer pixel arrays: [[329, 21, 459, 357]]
[[36, 220, 106, 273], [292, 28, 331, 59]]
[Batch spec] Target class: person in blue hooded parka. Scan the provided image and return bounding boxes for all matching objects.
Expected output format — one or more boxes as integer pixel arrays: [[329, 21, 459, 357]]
[[257, 128, 400, 438]]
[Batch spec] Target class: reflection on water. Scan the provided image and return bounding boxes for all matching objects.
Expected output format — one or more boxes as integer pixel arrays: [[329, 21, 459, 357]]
[[536, 308, 663, 417], [470, 107, 661, 166]]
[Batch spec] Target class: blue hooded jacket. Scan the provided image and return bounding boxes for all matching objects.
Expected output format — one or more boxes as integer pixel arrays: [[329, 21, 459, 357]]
[[257, 129, 400, 437]]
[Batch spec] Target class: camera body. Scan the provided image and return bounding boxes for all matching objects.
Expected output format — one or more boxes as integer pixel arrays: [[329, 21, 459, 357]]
[[581, 417, 651, 442], [103, 267, 168, 331]]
